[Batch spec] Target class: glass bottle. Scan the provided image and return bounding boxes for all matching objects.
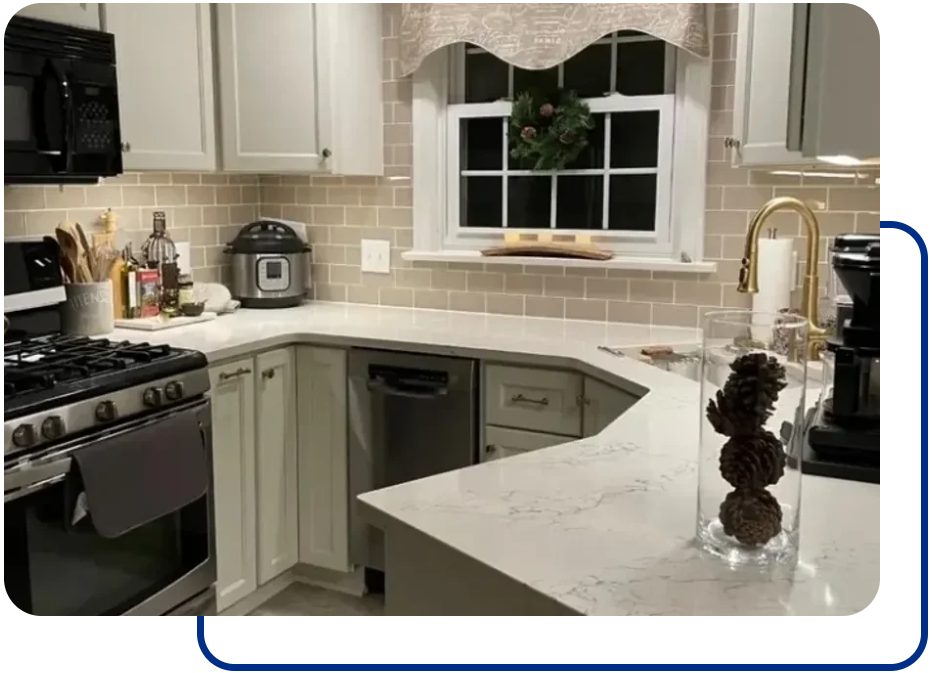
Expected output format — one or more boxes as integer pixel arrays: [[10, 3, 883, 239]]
[[695, 310, 812, 568]]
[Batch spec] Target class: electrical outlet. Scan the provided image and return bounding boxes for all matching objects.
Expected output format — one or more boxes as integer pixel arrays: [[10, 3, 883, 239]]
[[361, 239, 391, 274]]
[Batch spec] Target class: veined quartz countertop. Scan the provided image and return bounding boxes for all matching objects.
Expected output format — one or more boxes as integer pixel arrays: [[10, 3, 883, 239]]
[[111, 302, 879, 616]]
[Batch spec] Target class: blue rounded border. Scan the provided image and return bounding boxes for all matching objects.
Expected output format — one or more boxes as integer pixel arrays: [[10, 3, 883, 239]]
[[197, 221, 925, 671]]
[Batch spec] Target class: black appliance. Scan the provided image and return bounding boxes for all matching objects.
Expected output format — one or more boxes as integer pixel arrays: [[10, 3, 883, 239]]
[[4, 241, 215, 615], [806, 234, 880, 483], [4, 16, 123, 184]]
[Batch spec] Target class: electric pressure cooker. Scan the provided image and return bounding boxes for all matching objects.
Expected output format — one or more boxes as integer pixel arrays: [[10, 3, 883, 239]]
[[225, 220, 310, 308]]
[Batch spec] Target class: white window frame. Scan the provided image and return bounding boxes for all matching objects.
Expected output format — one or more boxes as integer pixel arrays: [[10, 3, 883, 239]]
[[410, 33, 712, 266]]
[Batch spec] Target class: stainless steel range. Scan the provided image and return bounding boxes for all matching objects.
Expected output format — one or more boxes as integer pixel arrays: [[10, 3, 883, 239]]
[[4, 240, 215, 616]]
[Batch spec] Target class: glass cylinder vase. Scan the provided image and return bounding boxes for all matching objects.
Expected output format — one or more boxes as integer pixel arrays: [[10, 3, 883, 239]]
[[696, 311, 810, 567]]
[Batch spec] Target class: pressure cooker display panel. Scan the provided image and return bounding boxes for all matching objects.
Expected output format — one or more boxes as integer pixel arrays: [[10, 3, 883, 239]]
[[257, 256, 291, 292]]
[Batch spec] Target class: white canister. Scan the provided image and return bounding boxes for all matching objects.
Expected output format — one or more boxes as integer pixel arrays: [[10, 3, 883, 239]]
[[62, 282, 115, 336]]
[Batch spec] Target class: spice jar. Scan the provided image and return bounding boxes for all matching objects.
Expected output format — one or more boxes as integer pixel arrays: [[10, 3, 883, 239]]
[[178, 274, 195, 307]]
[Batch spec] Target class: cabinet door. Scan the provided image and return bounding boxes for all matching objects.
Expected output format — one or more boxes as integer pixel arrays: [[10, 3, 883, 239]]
[[314, 3, 384, 176], [255, 347, 298, 585], [209, 359, 257, 612], [797, 3, 879, 160], [16, 3, 100, 29], [485, 364, 583, 437], [102, 4, 216, 171], [732, 3, 808, 166], [296, 346, 350, 571], [215, 3, 322, 172], [582, 377, 639, 437], [483, 426, 570, 463]]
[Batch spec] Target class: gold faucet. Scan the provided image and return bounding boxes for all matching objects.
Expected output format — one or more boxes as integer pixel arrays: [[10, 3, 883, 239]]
[[737, 196, 827, 360]]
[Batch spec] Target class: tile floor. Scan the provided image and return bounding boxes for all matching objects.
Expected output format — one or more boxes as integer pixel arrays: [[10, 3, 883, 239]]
[[248, 583, 384, 616]]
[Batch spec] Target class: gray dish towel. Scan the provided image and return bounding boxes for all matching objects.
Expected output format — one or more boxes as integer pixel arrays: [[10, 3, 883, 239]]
[[72, 405, 208, 539]]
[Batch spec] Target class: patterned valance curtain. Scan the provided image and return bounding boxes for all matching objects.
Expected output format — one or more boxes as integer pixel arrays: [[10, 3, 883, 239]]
[[399, 3, 710, 76]]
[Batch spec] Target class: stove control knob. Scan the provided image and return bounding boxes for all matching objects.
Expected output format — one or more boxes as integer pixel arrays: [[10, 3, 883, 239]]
[[12, 424, 37, 448], [143, 387, 163, 408], [164, 381, 184, 401], [41, 415, 65, 440], [95, 400, 117, 423]]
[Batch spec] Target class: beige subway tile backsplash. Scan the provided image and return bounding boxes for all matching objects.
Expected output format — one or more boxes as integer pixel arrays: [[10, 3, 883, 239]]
[[4, 5, 879, 332]]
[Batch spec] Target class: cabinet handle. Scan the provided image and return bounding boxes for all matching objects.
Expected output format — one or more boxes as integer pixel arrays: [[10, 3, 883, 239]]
[[261, 368, 276, 380], [576, 394, 591, 407], [511, 393, 549, 406], [219, 367, 252, 382], [723, 136, 740, 149], [121, 141, 131, 152]]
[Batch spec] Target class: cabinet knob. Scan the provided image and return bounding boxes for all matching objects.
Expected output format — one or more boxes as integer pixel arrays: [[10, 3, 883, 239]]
[[262, 368, 276, 380], [121, 141, 132, 152], [576, 394, 591, 407], [723, 137, 741, 149], [321, 148, 332, 159], [485, 444, 497, 455]]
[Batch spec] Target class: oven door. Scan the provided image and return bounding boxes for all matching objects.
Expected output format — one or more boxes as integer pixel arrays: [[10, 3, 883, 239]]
[[4, 50, 70, 177], [4, 398, 214, 616]]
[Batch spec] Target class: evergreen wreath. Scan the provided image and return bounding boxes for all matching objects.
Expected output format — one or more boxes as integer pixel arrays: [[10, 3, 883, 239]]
[[509, 89, 595, 171]]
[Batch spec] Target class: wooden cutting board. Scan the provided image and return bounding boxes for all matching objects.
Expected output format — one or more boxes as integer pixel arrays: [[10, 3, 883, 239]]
[[481, 241, 614, 260]]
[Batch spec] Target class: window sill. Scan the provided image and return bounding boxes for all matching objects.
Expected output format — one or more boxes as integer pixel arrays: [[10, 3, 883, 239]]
[[401, 250, 717, 274]]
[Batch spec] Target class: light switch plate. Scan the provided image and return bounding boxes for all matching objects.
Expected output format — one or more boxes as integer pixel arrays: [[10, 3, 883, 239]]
[[361, 239, 391, 274]]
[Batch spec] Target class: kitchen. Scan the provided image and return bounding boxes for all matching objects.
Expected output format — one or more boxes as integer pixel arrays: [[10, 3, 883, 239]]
[[4, 3, 880, 618]]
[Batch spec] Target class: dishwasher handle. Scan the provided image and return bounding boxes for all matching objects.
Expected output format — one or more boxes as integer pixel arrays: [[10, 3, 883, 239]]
[[366, 377, 449, 399]]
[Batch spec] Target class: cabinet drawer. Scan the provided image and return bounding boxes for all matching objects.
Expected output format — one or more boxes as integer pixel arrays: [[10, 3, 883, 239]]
[[484, 364, 582, 436], [483, 426, 570, 463]]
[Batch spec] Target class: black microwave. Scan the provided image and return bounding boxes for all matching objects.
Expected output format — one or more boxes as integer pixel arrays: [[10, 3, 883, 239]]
[[4, 16, 123, 184]]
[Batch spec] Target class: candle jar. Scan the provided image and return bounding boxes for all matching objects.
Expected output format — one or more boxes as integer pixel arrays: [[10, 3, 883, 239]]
[[696, 311, 810, 567]]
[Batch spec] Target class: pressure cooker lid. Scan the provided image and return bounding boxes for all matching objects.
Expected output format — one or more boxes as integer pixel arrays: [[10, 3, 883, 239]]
[[226, 220, 309, 254]]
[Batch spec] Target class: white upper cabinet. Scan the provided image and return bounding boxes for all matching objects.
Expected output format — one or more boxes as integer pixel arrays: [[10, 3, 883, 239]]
[[16, 3, 100, 29], [215, 3, 383, 175], [791, 3, 879, 161], [731, 3, 808, 167], [102, 4, 216, 171]]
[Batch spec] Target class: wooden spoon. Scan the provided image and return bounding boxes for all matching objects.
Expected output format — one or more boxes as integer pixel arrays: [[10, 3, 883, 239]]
[[75, 222, 97, 280], [55, 227, 82, 283]]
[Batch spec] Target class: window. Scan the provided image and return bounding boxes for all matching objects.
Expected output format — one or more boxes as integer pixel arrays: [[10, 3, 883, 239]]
[[411, 31, 712, 265]]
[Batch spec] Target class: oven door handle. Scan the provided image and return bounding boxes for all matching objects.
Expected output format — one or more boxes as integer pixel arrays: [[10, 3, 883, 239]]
[[4, 455, 72, 503]]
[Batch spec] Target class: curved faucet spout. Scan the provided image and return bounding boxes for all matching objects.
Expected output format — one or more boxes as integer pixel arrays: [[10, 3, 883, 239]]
[[737, 196, 827, 359]]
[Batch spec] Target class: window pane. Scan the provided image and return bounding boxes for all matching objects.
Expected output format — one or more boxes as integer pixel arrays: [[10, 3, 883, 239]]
[[508, 177, 551, 229], [461, 177, 503, 228], [608, 175, 656, 232], [465, 48, 509, 103], [615, 40, 667, 96], [556, 176, 604, 230], [513, 66, 558, 97], [564, 113, 606, 170], [461, 118, 503, 170], [563, 43, 612, 97], [610, 111, 659, 168]]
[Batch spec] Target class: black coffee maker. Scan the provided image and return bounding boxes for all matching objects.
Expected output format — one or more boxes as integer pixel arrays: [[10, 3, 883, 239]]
[[807, 234, 880, 482]]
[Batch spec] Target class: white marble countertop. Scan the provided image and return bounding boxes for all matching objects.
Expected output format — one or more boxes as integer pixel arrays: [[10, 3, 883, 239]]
[[111, 302, 879, 616]]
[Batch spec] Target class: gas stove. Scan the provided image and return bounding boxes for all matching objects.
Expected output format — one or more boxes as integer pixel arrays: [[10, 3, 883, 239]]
[[4, 333, 209, 456]]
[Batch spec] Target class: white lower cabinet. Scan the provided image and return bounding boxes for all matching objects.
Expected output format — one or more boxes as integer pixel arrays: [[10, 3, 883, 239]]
[[209, 358, 257, 612], [255, 348, 298, 585], [296, 346, 350, 572], [483, 426, 570, 463], [210, 347, 298, 612], [582, 377, 639, 437]]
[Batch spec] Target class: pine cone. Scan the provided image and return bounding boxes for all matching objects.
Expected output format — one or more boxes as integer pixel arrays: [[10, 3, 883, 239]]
[[719, 431, 786, 488], [719, 489, 782, 546], [520, 126, 537, 141], [706, 353, 787, 436]]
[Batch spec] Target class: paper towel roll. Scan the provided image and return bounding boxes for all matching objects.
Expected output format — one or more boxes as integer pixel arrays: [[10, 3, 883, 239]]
[[751, 238, 795, 341]]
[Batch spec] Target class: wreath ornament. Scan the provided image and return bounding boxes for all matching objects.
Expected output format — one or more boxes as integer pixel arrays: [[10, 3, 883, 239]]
[[509, 89, 595, 171]]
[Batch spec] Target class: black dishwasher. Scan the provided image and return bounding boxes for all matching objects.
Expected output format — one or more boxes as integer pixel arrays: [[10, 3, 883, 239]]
[[347, 349, 477, 571]]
